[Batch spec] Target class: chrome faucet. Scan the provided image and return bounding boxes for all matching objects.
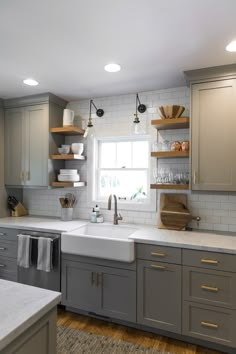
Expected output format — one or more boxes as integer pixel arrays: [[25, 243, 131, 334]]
[[108, 194, 123, 225]]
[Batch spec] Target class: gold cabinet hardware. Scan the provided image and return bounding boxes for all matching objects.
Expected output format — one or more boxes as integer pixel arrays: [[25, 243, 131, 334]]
[[0, 264, 6, 268], [151, 252, 166, 257], [201, 259, 219, 265], [201, 285, 219, 292], [193, 170, 197, 184], [201, 321, 219, 329], [151, 264, 166, 270], [0, 247, 6, 251]]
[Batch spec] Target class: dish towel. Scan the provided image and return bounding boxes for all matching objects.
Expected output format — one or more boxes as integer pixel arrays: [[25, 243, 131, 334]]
[[37, 237, 53, 272], [17, 234, 31, 268]]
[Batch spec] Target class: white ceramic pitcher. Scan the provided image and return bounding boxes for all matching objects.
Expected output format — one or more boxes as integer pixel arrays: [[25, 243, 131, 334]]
[[63, 109, 75, 126]]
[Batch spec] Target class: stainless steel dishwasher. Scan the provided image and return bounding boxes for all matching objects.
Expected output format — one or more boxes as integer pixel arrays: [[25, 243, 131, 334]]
[[17, 230, 61, 292]]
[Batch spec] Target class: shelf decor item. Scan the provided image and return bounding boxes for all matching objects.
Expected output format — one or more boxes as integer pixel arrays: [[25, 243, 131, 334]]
[[159, 105, 185, 119]]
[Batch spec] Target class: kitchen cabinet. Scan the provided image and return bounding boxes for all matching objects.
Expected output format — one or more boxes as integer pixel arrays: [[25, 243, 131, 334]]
[[137, 244, 182, 333], [61, 255, 136, 322], [4, 93, 67, 187], [185, 65, 236, 191], [0, 227, 18, 281]]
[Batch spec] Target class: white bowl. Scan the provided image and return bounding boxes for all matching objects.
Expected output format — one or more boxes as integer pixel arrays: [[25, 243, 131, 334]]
[[58, 147, 70, 154], [60, 169, 78, 175], [71, 143, 84, 155], [58, 174, 80, 182]]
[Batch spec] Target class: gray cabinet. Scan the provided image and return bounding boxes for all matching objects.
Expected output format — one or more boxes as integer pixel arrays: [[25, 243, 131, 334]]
[[137, 259, 181, 333], [4, 93, 67, 187], [61, 255, 136, 322], [186, 64, 236, 191], [0, 227, 18, 281]]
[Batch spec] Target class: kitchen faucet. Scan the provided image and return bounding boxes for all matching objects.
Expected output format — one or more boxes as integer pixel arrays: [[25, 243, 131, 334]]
[[108, 194, 123, 225]]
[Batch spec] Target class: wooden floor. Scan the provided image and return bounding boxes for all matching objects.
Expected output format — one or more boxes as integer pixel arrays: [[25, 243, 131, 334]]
[[57, 308, 223, 354]]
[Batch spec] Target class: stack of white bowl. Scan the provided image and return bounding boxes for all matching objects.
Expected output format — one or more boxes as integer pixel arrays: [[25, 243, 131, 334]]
[[58, 169, 80, 182]]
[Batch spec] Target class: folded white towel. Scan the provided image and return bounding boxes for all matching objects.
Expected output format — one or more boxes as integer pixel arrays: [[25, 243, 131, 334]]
[[17, 234, 31, 268], [37, 237, 53, 272]]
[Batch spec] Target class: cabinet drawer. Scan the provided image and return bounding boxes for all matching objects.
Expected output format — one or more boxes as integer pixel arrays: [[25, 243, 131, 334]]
[[0, 227, 19, 241], [183, 266, 236, 309], [137, 243, 181, 264], [182, 249, 236, 272], [0, 240, 17, 258], [0, 256, 17, 274], [183, 301, 236, 347]]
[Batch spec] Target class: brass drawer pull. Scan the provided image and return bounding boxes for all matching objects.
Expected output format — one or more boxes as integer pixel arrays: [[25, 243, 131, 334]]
[[0, 264, 6, 268], [151, 264, 166, 270], [201, 285, 219, 292], [0, 247, 6, 251], [151, 252, 166, 257], [201, 259, 219, 265], [201, 321, 219, 329]]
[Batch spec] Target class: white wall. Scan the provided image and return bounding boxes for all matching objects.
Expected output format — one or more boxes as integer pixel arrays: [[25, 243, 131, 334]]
[[0, 101, 8, 217], [23, 86, 236, 232]]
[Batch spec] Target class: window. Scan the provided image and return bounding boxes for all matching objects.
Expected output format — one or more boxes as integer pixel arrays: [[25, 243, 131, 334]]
[[95, 137, 149, 204]]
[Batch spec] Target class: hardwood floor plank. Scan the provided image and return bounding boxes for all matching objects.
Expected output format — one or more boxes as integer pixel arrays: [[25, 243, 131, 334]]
[[57, 308, 223, 354]]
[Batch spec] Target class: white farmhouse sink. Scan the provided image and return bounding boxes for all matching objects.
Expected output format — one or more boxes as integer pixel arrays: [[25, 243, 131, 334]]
[[61, 223, 138, 262]]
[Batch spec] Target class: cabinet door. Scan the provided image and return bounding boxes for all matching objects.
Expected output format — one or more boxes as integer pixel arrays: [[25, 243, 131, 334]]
[[24, 105, 49, 186], [137, 259, 181, 333], [191, 79, 236, 191], [99, 267, 136, 322], [61, 260, 100, 312], [5, 108, 24, 186]]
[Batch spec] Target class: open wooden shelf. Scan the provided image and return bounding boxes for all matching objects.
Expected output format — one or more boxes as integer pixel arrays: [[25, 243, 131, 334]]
[[150, 184, 189, 190], [50, 181, 86, 188], [151, 151, 189, 158], [50, 154, 86, 160], [151, 117, 189, 130], [49, 126, 84, 135]]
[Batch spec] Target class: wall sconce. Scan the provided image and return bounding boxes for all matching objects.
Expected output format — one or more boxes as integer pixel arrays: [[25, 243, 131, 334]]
[[132, 93, 146, 134], [83, 100, 104, 138]]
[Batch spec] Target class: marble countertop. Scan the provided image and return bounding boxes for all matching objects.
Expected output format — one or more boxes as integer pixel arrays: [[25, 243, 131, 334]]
[[0, 279, 61, 351], [130, 226, 236, 254], [0, 216, 87, 233], [1, 216, 236, 254]]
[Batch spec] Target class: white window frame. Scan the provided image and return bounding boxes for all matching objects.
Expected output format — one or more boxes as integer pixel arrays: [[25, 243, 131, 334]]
[[87, 135, 157, 212]]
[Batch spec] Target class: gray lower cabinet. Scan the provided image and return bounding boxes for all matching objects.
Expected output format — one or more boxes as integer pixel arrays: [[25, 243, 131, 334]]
[[137, 259, 181, 333], [61, 255, 136, 322], [0, 227, 18, 281]]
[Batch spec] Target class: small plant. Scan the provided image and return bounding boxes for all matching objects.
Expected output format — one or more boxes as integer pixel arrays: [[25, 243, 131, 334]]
[[130, 186, 147, 201]]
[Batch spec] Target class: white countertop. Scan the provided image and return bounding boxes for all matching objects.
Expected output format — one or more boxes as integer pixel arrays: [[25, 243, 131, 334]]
[[130, 226, 236, 254], [1, 216, 236, 254], [0, 279, 61, 351], [0, 216, 87, 233]]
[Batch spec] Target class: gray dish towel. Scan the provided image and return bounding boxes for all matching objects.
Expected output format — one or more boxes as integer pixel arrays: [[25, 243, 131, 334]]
[[17, 234, 31, 268], [37, 237, 53, 272]]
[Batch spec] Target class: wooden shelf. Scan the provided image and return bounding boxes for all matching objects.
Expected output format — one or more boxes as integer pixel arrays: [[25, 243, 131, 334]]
[[151, 151, 189, 158], [49, 126, 84, 135], [50, 154, 86, 160], [150, 184, 189, 190], [151, 117, 189, 130], [50, 181, 86, 188]]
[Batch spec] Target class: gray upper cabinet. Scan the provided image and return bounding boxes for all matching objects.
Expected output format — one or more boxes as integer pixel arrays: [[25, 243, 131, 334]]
[[191, 79, 236, 191], [4, 93, 67, 188], [137, 259, 182, 334], [185, 64, 236, 191]]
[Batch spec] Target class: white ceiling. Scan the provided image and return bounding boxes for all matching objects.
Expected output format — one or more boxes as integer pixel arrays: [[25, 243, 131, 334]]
[[0, 0, 236, 101]]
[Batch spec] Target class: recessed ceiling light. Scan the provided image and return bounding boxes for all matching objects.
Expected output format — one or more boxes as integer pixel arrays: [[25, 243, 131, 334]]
[[104, 63, 121, 72], [23, 78, 39, 86], [225, 40, 236, 52]]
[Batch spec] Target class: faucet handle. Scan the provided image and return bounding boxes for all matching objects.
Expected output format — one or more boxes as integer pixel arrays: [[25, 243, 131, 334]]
[[118, 213, 123, 221]]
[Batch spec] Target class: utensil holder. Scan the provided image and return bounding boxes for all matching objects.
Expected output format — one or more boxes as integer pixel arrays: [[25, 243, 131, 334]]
[[61, 208, 73, 221]]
